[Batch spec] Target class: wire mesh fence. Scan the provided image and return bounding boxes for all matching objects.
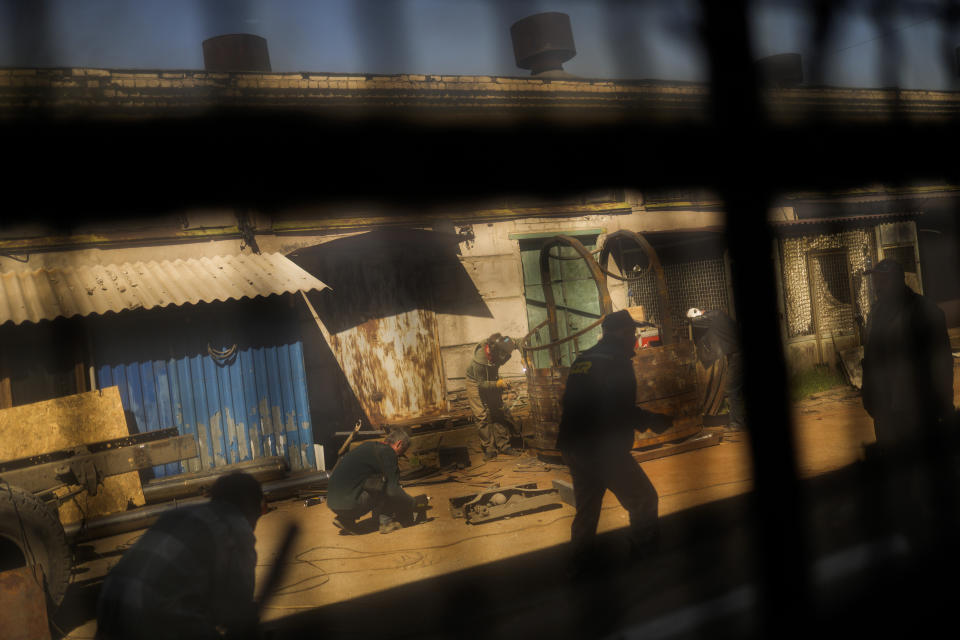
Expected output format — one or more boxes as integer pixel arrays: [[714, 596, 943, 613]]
[[628, 257, 732, 342]]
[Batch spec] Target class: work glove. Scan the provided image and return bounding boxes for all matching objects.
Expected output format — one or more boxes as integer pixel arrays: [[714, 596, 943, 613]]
[[496, 378, 511, 390], [414, 494, 430, 508]]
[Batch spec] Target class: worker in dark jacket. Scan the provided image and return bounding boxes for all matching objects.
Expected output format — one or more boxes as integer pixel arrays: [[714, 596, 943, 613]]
[[557, 310, 674, 576], [860, 258, 957, 551], [96, 472, 266, 640], [861, 258, 954, 453], [465, 333, 522, 460], [327, 429, 426, 535], [686, 307, 745, 431]]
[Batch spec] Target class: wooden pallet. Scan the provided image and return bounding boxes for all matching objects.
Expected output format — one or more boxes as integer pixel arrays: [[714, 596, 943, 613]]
[[631, 429, 722, 463]]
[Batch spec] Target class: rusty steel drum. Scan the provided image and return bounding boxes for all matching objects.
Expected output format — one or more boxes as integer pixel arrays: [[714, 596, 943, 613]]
[[525, 340, 703, 453]]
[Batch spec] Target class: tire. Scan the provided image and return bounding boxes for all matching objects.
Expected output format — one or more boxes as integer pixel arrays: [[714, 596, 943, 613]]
[[0, 482, 72, 608]]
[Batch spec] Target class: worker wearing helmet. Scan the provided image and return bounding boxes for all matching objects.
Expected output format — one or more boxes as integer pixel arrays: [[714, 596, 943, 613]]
[[686, 306, 745, 432], [465, 333, 522, 460]]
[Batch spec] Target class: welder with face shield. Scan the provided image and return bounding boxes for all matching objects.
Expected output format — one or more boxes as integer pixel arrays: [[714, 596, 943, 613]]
[[465, 333, 522, 460]]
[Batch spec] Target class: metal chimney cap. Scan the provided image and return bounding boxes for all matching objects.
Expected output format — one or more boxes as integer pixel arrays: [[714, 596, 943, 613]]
[[510, 12, 576, 75], [202, 33, 271, 72], [756, 53, 803, 88]]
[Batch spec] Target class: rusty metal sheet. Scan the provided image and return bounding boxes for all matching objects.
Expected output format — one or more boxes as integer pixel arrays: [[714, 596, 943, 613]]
[[633, 342, 700, 402], [328, 308, 447, 428], [0, 567, 51, 640], [0, 253, 328, 326]]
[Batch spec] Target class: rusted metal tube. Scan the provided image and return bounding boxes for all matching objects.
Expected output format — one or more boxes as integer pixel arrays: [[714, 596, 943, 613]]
[[598, 229, 674, 345], [538, 235, 613, 366], [66, 470, 329, 542], [141, 456, 289, 504], [520, 316, 603, 352], [64, 496, 208, 542]]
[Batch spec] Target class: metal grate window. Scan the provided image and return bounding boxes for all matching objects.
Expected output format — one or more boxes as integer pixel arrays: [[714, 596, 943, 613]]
[[628, 258, 731, 342], [882, 244, 918, 273], [780, 230, 876, 339], [809, 249, 857, 338]]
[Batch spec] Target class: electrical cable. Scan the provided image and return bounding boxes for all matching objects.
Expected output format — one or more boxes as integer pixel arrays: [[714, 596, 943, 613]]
[[833, 14, 937, 54], [258, 502, 614, 608], [259, 472, 760, 612], [207, 343, 237, 363]]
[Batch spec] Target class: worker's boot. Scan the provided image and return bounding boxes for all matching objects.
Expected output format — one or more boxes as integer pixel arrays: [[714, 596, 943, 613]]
[[333, 516, 359, 535], [628, 526, 660, 565], [379, 520, 404, 534]]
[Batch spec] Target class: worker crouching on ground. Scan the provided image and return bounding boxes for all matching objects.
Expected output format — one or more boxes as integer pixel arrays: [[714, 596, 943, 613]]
[[465, 332, 523, 460], [557, 310, 674, 578], [327, 428, 429, 535], [96, 471, 266, 640]]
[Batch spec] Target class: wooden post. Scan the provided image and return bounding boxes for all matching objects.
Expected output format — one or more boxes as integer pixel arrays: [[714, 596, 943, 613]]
[[0, 377, 11, 409], [806, 252, 824, 366]]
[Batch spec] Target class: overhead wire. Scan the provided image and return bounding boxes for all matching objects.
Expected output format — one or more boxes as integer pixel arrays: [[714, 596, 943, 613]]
[[832, 14, 938, 54]]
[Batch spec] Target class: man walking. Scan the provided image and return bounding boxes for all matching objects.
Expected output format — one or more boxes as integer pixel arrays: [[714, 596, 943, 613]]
[[860, 257, 956, 554], [557, 310, 673, 577], [861, 258, 954, 453], [465, 332, 522, 460], [327, 428, 427, 535]]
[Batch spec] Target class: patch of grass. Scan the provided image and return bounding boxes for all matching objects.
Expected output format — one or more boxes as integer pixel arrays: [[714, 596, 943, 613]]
[[789, 365, 847, 403]]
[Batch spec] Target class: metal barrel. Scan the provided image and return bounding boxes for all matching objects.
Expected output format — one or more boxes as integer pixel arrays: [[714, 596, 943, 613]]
[[525, 366, 569, 451], [631, 341, 704, 447], [524, 341, 703, 452], [510, 12, 576, 74]]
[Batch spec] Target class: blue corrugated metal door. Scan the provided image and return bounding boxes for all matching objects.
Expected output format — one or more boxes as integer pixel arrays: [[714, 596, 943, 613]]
[[93, 303, 316, 477]]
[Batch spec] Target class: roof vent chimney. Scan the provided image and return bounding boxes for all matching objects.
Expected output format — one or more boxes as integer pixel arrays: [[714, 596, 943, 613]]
[[510, 12, 577, 77], [202, 34, 271, 72], [756, 53, 803, 88]]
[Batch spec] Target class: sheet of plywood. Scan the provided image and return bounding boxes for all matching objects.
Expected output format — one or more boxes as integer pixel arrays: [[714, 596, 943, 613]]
[[0, 386, 145, 524]]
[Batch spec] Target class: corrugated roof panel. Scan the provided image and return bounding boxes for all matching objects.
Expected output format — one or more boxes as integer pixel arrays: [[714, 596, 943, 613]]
[[0, 252, 327, 326], [770, 212, 920, 228]]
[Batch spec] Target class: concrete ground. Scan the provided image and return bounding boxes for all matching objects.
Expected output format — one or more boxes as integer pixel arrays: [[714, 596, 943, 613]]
[[55, 385, 929, 640]]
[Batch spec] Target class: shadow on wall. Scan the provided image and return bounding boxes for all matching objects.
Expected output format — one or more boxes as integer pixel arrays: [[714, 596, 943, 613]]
[[293, 297, 368, 465], [287, 228, 493, 334]]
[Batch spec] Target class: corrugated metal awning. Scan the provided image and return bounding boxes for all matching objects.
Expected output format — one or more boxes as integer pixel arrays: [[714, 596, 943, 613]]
[[0, 252, 328, 326], [770, 211, 920, 234]]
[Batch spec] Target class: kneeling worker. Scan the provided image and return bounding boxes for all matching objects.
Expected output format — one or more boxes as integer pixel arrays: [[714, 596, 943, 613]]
[[327, 428, 427, 534]]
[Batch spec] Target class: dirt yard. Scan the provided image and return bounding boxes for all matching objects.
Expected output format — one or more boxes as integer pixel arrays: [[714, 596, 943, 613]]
[[53, 385, 879, 639]]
